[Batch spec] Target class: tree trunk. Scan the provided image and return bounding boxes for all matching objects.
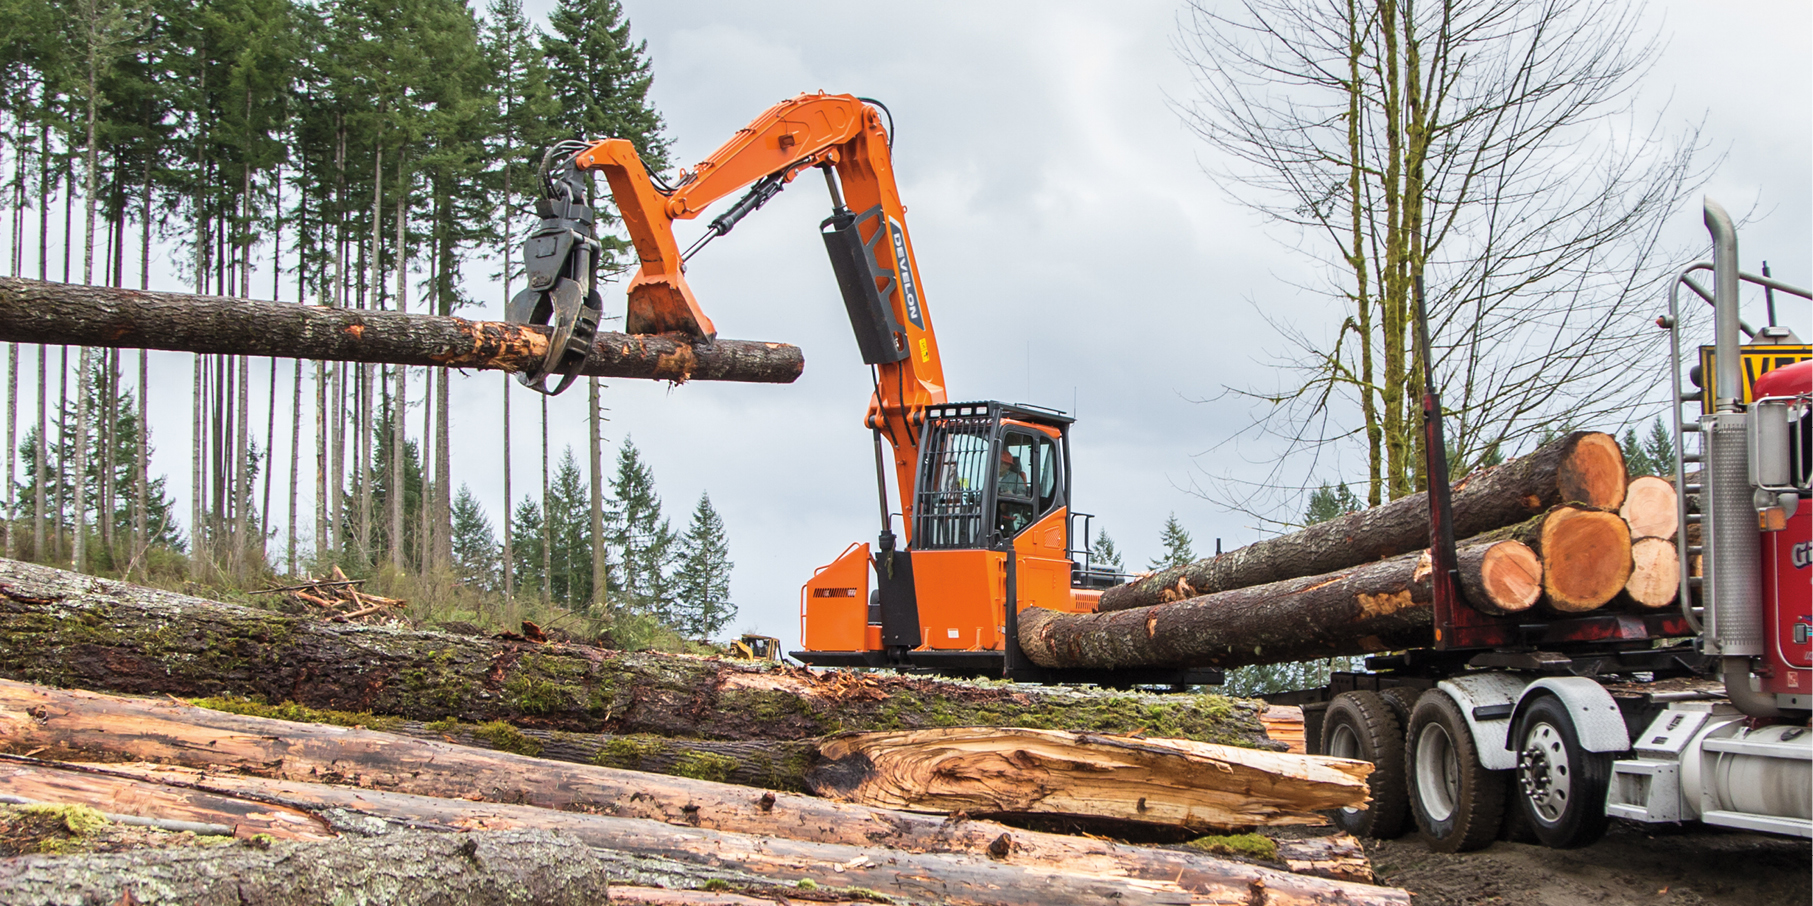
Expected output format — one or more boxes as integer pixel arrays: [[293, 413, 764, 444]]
[[589, 376, 605, 609], [1021, 549, 1439, 671], [1620, 536, 1679, 611], [392, 166, 407, 574], [0, 679, 1384, 898], [1479, 505, 1633, 613], [1099, 432, 1625, 612], [0, 817, 612, 906], [0, 279, 805, 384], [0, 756, 334, 839], [501, 375, 512, 601], [1454, 540, 1541, 616], [58, 761, 1411, 906], [805, 727, 1368, 830], [1620, 475, 1678, 540], [0, 558, 1271, 745]]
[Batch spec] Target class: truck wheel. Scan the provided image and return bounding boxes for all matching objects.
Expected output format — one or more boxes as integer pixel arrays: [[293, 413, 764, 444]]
[[1512, 694, 1612, 848], [1405, 689, 1506, 853], [1320, 691, 1410, 839], [1380, 685, 1418, 725]]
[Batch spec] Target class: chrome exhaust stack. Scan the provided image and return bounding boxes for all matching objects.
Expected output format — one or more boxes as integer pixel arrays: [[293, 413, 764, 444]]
[[1700, 198, 1778, 718]]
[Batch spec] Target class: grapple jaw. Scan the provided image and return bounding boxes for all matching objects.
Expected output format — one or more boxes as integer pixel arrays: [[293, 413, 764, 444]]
[[506, 149, 606, 396]]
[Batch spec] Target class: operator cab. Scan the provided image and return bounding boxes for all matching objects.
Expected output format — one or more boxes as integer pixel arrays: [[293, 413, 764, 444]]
[[912, 401, 1071, 552]]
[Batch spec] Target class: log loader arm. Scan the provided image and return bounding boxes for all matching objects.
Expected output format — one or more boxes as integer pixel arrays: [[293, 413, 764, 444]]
[[519, 92, 948, 542]]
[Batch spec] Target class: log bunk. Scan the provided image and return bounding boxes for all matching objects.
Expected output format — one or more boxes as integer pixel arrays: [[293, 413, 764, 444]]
[[0, 559, 1411, 905]]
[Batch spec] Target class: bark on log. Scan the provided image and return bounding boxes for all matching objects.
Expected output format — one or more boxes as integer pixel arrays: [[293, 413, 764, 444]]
[[0, 558, 1267, 747], [0, 825, 613, 906], [1621, 475, 1680, 540], [804, 727, 1370, 830], [0, 755, 334, 840], [1620, 536, 1680, 610], [1479, 506, 1633, 612], [0, 680, 1346, 898], [1455, 540, 1542, 616], [1020, 548, 1439, 671], [57, 761, 1415, 906], [1270, 834, 1373, 885], [1099, 432, 1625, 612], [0, 277, 803, 384]]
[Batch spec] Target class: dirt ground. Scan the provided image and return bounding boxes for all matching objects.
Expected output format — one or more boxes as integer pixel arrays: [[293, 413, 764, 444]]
[[1356, 821, 1811, 906]]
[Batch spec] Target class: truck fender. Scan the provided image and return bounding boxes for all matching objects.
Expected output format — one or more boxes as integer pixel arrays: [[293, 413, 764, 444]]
[[1436, 673, 1529, 770], [1508, 677, 1631, 755]]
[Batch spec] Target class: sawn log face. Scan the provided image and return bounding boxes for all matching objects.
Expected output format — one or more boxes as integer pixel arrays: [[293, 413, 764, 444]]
[[0, 277, 803, 384], [1098, 431, 1624, 612]]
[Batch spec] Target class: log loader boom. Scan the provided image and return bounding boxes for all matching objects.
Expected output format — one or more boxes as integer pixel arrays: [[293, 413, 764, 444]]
[[524, 93, 1209, 684]]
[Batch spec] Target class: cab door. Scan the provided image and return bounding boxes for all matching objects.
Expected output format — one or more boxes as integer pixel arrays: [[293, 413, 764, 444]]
[[1007, 428, 1079, 614]]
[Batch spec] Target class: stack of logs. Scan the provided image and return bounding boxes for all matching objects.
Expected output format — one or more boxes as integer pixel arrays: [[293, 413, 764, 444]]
[[1018, 431, 1682, 672], [0, 558, 1411, 905]]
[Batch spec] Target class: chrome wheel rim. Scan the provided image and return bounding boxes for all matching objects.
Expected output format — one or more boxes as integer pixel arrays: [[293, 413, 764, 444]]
[[1415, 722, 1458, 822], [1520, 720, 1571, 824], [1328, 723, 1363, 814]]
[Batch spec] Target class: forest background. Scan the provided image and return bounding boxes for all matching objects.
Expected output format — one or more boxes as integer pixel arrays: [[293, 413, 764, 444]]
[[0, 0, 1805, 651]]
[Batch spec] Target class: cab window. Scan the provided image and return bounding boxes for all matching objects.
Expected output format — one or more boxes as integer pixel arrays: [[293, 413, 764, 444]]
[[1036, 434, 1061, 513], [996, 432, 1035, 537]]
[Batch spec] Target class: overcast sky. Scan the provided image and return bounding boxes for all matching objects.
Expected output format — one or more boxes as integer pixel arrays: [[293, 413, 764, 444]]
[[15, 0, 1808, 645]]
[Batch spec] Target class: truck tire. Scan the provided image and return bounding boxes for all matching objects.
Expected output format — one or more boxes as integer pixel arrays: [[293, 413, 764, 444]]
[[1405, 688, 1506, 853], [1511, 693, 1612, 848], [1320, 691, 1410, 838], [1380, 685, 1418, 725]]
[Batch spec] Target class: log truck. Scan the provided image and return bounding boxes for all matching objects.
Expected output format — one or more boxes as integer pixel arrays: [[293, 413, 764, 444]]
[[512, 96, 1809, 851], [1275, 199, 1813, 852], [506, 93, 1206, 685]]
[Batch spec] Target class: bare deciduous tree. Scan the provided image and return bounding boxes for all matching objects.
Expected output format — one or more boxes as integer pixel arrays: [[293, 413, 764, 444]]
[[1176, 0, 1706, 515]]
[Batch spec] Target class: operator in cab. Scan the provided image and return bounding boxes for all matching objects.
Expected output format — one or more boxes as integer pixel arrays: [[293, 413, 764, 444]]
[[996, 445, 1034, 536]]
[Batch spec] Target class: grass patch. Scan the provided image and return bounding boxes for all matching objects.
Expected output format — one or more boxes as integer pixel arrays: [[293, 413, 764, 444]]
[[1184, 832, 1279, 862]]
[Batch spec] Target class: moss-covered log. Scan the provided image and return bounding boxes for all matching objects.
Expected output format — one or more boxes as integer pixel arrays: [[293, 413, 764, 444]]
[[0, 277, 804, 384], [1099, 431, 1625, 612], [0, 826, 614, 906], [81, 761, 1413, 906], [0, 557, 1266, 739]]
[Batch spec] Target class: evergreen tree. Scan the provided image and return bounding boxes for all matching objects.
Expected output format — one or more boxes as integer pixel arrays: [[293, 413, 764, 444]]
[[545, 447, 592, 607], [507, 495, 544, 596], [15, 371, 183, 563], [1623, 417, 1676, 477], [1146, 513, 1194, 571], [1089, 529, 1123, 573], [671, 491, 732, 638], [539, 0, 666, 270], [449, 483, 497, 591], [1303, 482, 1363, 526], [605, 437, 673, 615]]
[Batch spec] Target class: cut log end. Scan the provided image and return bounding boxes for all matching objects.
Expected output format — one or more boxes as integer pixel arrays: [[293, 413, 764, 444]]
[[1539, 507, 1633, 612], [1623, 536, 1681, 610], [1621, 475, 1680, 540], [1460, 541, 1542, 615], [1560, 433, 1629, 510]]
